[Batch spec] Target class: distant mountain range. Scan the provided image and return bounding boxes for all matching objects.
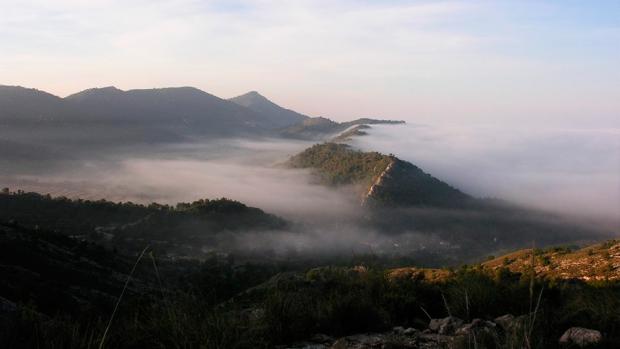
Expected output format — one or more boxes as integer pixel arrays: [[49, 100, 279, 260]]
[[0, 85, 403, 145], [0, 85, 276, 143]]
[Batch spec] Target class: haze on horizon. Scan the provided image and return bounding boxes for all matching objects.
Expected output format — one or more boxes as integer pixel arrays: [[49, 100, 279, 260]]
[[1, 0, 619, 127]]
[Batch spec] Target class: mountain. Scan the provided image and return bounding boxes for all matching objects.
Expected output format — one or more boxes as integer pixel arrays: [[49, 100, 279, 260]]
[[280, 116, 405, 140], [64, 86, 274, 137], [0, 85, 65, 123], [229, 91, 309, 128], [287, 142, 470, 207], [0, 85, 405, 147], [0, 85, 304, 146]]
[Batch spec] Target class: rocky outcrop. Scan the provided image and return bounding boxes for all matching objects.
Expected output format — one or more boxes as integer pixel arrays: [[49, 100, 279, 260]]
[[559, 327, 602, 347], [282, 314, 606, 349], [361, 157, 470, 208], [361, 159, 395, 206]]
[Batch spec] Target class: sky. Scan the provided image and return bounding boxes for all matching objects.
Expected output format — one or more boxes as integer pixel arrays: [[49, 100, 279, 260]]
[[0, 0, 619, 127]]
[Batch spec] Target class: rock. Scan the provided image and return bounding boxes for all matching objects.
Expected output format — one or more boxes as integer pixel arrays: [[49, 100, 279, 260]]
[[417, 333, 455, 348], [330, 333, 416, 349], [428, 316, 464, 335], [392, 326, 405, 334], [493, 314, 515, 331], [428, 318, 442, 332], [455, 318, 482, 335], [284, 344, 328, 349], [0, 296, 18, 326], [455, 318, 498, 337], [0, 296, 17, 314], [559, 327, 602, 347], [330, 333, 385, 349], [494, 314, 528, 335], [403, 328, 418, 336], [311, 334, 334, 343], [282, 334, 333, 349]]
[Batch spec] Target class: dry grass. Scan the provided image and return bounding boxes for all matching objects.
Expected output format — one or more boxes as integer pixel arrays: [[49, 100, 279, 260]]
[[481, 240, 620, 281]]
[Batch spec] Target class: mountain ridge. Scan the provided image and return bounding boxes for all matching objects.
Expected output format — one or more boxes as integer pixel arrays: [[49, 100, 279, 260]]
[[287, 142, 469, 207], [0, 85, 404, 144]]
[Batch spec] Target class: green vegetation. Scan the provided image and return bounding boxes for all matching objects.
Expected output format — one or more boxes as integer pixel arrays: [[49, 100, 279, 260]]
[[3, 248, 620, 348], [0, 190, 286, 257], [288, 142, 471, 207], [288, 142, 393, 186]]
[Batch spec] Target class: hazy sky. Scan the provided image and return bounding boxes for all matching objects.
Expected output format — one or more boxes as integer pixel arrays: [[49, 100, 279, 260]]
[[1, 0, 618, 126]]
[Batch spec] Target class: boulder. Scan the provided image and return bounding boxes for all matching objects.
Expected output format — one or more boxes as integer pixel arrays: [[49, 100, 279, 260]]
[[559, 327, 602, 347], [494, 314, 528, 334], [403, 328, 418, 336], [428, 316, 464, 335], [392, 326, 405, 335], [493, 314, 515, 331], [455, 319, 498, 336]]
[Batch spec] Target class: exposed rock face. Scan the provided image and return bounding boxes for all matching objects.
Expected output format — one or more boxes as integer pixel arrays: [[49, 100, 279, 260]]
[[361, 159, 395, 206], [559, 327, 602, 347], [362, 158, 470, 208]]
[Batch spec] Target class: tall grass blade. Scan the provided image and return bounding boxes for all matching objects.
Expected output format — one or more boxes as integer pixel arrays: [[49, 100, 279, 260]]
[[98, 245, 150, 349]]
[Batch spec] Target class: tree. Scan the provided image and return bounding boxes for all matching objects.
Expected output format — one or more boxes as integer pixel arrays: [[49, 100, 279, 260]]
[[1, 187, 9, 195]]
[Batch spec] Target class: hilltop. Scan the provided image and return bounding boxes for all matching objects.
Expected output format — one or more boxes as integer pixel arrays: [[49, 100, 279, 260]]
[[229, 91, 309, 127], [287, 142, 470, 207]]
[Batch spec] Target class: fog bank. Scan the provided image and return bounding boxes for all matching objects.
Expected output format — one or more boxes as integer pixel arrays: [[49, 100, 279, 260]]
[[353, 124, 620, 226]]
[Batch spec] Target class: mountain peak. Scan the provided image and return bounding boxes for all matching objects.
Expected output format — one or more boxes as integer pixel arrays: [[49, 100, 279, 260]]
[[65, 86, 124, 100], [235, 90, 267, 101], [229, 91, 309, 128]]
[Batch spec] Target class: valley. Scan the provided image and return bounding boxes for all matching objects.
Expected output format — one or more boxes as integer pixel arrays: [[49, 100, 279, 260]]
[[0, 85, 618, 348]]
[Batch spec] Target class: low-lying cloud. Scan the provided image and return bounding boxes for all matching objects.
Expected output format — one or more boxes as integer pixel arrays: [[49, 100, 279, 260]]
[[1, 128, 616, 261], [353, 124, 620, 227], [0, 137, 361, 222]]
